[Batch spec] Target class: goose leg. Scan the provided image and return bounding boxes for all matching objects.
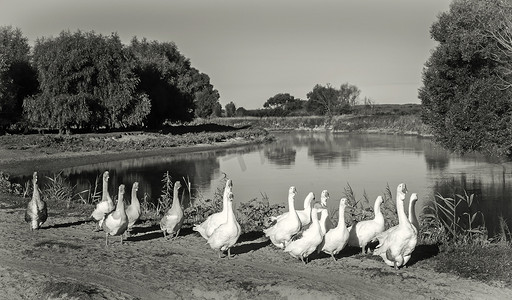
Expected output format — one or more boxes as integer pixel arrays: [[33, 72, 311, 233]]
[[218, 251, 222, 259], [331, 253, 336, 261], [120, 235, 123, 245], [300, 256, 306, 265], [162, 230, 167, 238], [227, 248, 232, 259], [105, 233, 109, 247], [174, 229, 181, 239]]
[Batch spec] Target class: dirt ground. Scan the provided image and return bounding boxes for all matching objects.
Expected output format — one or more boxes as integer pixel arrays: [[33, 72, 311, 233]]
[[1, 204, 511, 300]]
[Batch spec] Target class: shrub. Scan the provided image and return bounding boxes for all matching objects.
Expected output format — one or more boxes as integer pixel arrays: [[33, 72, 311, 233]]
[[236, 194, 285, 232]]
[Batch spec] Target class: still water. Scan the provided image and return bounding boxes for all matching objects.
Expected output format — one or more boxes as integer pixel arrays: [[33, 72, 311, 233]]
[[12, 132, 512, 236]]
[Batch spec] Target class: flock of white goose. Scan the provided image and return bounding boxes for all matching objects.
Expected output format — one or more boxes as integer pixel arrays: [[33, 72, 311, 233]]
[[25, 170, 419, 269]]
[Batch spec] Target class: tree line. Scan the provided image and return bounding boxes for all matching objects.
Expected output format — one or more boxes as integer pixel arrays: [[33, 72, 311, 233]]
[[0, 28, 220, 133], [230, 83, 368, 118]]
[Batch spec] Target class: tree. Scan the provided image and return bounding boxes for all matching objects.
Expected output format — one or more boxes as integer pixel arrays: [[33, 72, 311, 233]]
[[263, 93, 304, 116], [0, 26, 38, 129], [419, 0, 512, 157], [24, 30, 149, 133], [192, 75, 220, 118], [306, 83, 360, 116], [235, 106, 247, 117], [212, 102, 222, 117], [225, 101, 236, 117], [129, 38, 197, 127]]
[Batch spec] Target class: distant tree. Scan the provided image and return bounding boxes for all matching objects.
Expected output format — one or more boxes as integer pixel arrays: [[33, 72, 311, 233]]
[[339, 82, 361, 107], [263, 93, 304, 116], [419, 0, 512, 157], [306, 84, 338, 116], [225, 101, 236, 117], [235, 106, 247, 117], [24, 30, 149, 133], [0, 26, 38, 129], [212, 102, 222, 117], [306, 83, 359, 116], [193, 80, 220, 118], [129, 37, 195, 128]]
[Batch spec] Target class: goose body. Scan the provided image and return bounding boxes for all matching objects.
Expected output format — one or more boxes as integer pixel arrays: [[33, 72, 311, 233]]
[[284, 207, 326, 264], [160, 181, 184, 239], [207, 192, 241, 258], [102, 184, 129, 246], [347, 195, 385, 254], [193, 179, 232, 240], [264, 186, 302, 249], [125, 182, 141, 231], [91, 171, 114, 229], [271, 192, 315, 227], [24, 172, 47, 230], [373, 184, 417, 269], [320, 198, 350, 261]]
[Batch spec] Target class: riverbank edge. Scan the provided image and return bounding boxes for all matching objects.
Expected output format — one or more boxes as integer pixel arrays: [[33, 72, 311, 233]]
[[0, 137, 264, 175]]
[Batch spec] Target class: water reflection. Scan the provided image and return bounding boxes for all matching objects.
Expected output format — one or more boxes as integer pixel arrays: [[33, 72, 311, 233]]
[[7, 132, 512, 236]]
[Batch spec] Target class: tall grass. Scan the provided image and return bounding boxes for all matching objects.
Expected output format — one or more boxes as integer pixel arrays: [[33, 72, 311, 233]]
[[343, 183, 398, 228], [422, 190, 487, 245]]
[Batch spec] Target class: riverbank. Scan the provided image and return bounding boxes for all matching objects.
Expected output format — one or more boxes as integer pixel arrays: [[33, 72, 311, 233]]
[[0, 125, 272, 175], [193, 115, 434, 137]]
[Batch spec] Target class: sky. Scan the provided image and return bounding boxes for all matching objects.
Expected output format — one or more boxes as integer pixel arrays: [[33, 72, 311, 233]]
[[1, 0, 451, 109]]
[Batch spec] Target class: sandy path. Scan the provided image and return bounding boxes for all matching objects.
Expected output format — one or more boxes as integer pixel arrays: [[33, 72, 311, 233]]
[[1, 207, 511, 299]]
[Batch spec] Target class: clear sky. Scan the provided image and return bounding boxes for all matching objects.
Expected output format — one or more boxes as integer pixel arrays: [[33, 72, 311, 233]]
[[1, 0, 451, 109]]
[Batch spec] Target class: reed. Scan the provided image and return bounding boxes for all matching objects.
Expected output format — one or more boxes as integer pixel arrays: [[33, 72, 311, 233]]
[[422, 190, 487, 244], [42, 172, 88, 208]]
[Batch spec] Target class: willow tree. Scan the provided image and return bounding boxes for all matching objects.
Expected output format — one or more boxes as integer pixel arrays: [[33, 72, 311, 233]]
[[24, 30, 150, 133], [419, 0, 512, 157]]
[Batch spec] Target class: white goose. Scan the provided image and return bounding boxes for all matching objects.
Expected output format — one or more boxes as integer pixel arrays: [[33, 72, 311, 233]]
[[373, 183, 417, 269], [91, 171, 114, 230], [408, 193, 419, 232], [347, 195, 385, 254], [271, 191, 315, 227], [207, 191, 241, 259], [264, 186, 302, 249], [102, 184, 129, 246], [315, 190, 334, 233], [125, 182, 141, 232], [24, 172, 47, 230], [320, 198, 350, 261], [160, 181, 184, 239], [284, 207, 326, 264], [193, 179, 232, 240]]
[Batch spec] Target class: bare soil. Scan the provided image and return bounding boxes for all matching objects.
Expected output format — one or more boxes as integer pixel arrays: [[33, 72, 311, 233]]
[[1, 203, 511, 300]]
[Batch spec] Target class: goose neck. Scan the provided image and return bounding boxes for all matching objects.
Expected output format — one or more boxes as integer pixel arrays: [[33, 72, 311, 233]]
[[396, 193, 407, 224], [288, 194, 296, 212], [338, 205, 345, 229], [172, 188, 180, 207]]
